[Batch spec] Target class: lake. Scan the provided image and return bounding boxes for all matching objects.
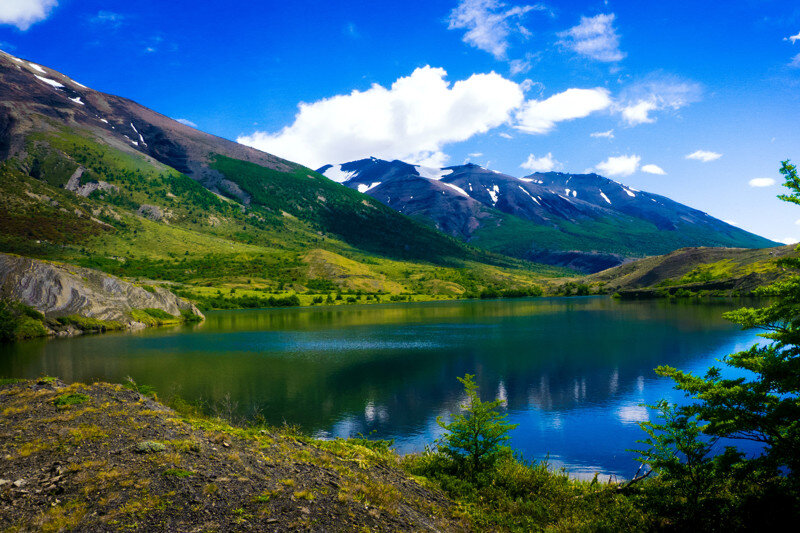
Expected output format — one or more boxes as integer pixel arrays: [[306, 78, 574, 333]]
[[0, 296, 764, 478]]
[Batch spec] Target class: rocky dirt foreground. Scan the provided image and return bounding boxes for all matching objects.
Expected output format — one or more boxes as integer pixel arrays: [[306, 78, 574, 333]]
[[0, 379, 464, 532]]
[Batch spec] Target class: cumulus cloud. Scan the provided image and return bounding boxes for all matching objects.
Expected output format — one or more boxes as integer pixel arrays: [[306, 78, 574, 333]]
[[176, 118, 198, 128], [515, 88, 611, 134], [617, 75, 702, 125], [447, 0, 546, 59], [238, 66, 524, 168], [686, 150, 722, 162], [520, 152, 562, 172], [596, 154, 640, 177], [777, 237, 799, 245], [749, 177, 776, 187], [641, 164, 666, 175], [498, 132, 513, 139], [558, 13, 625, 62], [590, 130, 614, 140], [787, 31, 800, 43], [0, 0, 57, 30]]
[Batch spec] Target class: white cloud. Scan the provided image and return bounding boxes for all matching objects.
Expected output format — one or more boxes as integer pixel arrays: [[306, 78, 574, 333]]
[[794, 219, 800, 226], [558, 13, 625, 62], [0, 0, 57, 30], [468, 152, 484, 157], [617, 75, 702, 125], [686, 150, 722, 162], [520, 152, 562, 172], [777, 237, 799, 245], [447, 0, 545, 60], [89, 10, 125, 29], [621, 100, 658, 125], [590, 129, 614, 139], [176, 118, 198, 128], [641, 164, 666, 175], [787, 31, 800, 43], [509, 57, 532, 75], [498, 132, 513, 139], [596, 154, 640, 177], [237, 66, 524, 169], [749, 177, 776, 187], [791, 53, 800, 68], [515, 88, 611, 134]]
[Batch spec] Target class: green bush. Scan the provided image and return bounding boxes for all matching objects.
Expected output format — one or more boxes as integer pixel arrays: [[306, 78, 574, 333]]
[[436, 374, 517, 480], [0, 299, 48, 342]]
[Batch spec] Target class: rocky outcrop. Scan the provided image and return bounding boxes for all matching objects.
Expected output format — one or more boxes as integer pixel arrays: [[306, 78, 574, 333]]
[[0, 253, 203, 325]]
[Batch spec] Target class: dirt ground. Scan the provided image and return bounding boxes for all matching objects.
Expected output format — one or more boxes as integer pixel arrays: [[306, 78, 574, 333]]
[[0, 378, 466, 532]]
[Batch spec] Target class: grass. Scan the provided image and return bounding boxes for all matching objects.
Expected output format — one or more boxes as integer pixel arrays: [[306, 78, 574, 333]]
[[1, 128, 573, 316], [163, 468, 194, 478], [53, 393, 90, 408], [55, 315, 124, 332]]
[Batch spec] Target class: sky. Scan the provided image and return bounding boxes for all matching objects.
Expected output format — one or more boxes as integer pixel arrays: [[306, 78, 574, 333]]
[[1, 0, 799, 243]]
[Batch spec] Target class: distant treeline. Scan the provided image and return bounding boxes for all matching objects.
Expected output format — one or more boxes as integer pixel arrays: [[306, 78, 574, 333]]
[[183, 293, 301, 311], [464, 286, 544, 300]]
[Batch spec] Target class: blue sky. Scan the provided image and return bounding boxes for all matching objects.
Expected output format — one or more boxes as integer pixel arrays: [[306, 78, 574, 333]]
[[1, 0, 799, 243]]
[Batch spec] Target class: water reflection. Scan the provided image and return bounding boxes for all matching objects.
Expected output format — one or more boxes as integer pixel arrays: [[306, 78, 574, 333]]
[[0, 297, 762, 477]]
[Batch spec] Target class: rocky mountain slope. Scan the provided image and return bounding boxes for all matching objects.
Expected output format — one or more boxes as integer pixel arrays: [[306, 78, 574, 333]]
[[320, 158, 778, 272], [0, 49, 561, 304], [0, 253, 202, 328]]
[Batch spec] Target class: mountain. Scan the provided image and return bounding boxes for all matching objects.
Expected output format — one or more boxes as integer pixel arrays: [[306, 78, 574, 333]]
[[319, 158, 778, 272], [0, 49, 563, 303]]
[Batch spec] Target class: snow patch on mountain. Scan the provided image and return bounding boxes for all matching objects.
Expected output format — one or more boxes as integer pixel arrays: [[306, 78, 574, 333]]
[[34, 75, 64, 89], [488, 184, 500, 205], [600, 191, 612, 204], [28, 62, 46, 74], [322, 165, 357, 183], [519, 185, 540, 205], [357, 182, 381, 193], [443, 182, 469, 197]]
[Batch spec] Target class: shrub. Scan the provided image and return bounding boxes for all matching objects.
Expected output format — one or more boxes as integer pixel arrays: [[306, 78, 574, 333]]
[[436, 374, 517, 480], [0, 299, 48, 342]]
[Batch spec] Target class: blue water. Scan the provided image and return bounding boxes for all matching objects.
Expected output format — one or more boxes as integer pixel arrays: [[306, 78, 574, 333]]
[[0, 296, 764, 478]]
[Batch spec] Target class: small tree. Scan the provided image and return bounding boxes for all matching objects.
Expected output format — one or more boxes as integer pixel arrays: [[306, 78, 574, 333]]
[[437, 374, 518, 479], [633, 400, 732, 527]]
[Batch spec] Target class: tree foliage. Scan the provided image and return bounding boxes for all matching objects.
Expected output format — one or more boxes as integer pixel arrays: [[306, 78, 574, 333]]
[[636, 160, 800, 526], [437, 374, 518, 479]]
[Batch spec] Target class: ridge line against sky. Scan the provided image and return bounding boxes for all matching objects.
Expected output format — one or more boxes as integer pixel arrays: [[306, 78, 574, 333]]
[[1, 0, 799, 242]]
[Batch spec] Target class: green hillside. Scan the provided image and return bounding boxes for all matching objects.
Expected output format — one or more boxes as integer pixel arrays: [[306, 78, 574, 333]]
[[0, 125, 567, 309]]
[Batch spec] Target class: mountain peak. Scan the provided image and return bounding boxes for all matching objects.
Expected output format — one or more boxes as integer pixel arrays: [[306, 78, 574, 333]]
[[316, 156, 778, 272]]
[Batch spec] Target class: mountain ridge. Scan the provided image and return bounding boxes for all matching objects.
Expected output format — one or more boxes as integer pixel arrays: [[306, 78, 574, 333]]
[[0, 49, 565, 309], [319, 158, 778, 272]]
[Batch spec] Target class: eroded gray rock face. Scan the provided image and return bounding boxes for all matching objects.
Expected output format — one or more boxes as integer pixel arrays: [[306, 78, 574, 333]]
[[136, 204, 164, 221], [0, 253, 203, 325]]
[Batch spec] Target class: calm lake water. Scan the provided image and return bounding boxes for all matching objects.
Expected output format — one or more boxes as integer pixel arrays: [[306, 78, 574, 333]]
[[0, 297, 764, 478]]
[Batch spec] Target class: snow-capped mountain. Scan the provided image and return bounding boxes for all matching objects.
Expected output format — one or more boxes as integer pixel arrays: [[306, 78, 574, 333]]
[[318, 158, 778, 272]]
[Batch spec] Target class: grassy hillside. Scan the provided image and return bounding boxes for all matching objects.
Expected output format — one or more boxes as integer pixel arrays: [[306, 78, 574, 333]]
[[0, 125, 569, 310], [582, 245, 799, 298]]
